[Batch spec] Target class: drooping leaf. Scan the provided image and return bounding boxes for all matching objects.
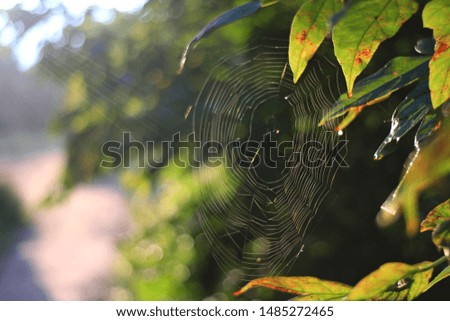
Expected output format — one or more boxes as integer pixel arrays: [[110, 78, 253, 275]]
[[289, 0, 343, 83], [378, 118, 450, 236], [178, 0, 279, 73], [319, 56, 429, 129], [420, 198, 450, 232], [233, 276, 351, 300], [333, 0, 419, 96], [374, 82, 431, 160], [414, 112, 441, 148], [259, 0, 279, 7], [347, 261, 433, 300], [423, 0, 450, 109], [334, 108, 360, 131], [415, 38, 436, 55], [400, 118, 450, 235], [425, 265, 450, 291]]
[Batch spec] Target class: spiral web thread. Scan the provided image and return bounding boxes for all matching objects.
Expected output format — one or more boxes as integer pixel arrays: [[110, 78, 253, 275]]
[[193, 44, 345, 280]]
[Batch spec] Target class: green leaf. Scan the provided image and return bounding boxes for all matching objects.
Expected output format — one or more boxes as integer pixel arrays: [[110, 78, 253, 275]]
[[348, 261, 433, 300], [233, 276, 351, 300], [423, 0, 450, 109], [374, 82, 431, 160], [260, 0, 279, 7], [289, 0, 343, 83], [425, 265, 450, 291], [178, 1, 279, 73], [291, 293, 347, 301], [374, 264, 433, 300], [333, 0, 419, 96], [319, 56, 429, 129], [420, 198, 450, 232], [406, 267, 434, 300]]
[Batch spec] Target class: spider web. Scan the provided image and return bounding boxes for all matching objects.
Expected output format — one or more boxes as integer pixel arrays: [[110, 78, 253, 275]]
[[193, 44, 345, 280]]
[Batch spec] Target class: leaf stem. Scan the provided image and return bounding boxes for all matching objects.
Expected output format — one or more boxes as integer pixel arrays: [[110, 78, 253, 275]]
[[415, 256, 448, 273]]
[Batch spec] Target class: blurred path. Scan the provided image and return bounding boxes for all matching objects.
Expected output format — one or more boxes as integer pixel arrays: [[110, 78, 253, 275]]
[[0, 145, 130, 301], [0, 55, 130, 300]]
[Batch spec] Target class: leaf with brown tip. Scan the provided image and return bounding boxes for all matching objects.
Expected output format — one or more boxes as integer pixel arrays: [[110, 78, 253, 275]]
[[233, 276, 351, 300], [421, 199, 450, 232], [333, 0, 419, 96], [289, 0, 342, 83]]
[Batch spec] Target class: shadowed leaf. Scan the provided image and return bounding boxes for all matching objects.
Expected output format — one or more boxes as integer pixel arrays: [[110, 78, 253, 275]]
[[400, 118, 450, 235], [432, 220, 450, 252], [333, 0, 418, 96], [233, 276, 351, 299], [423, 0, 450, 108], [348, 261, 433, 300], [414, 112, 441, 148], [421, 198, 450, 232], [374, 82, 431, 160], [178, 1, 279, 73], [319, 56, 429, 130], [378, 117, 450, 236], [289, 0, 343, 83]]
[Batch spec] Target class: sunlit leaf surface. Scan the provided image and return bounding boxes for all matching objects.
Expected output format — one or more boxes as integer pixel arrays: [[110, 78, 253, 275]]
[[423, 0, 450, 108], [333, 0, 418, 96], [375, 265, 433, 301], [348, 261, 433, 300], [233, 276, 351, 300], [289, 0, 342, 83]]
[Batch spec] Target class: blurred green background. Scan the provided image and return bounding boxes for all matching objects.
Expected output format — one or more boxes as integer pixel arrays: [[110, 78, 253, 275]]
[[0, 0, 448, 300]]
